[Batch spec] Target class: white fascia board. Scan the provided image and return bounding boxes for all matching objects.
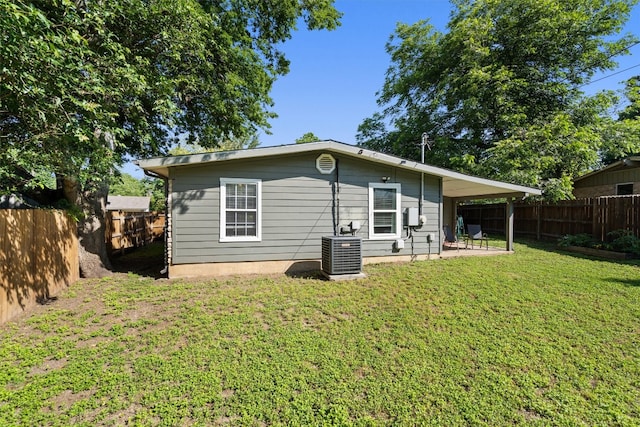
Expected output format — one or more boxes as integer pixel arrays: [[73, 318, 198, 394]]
[[136, 140, 541, 197], [328, 142, 541, 197]]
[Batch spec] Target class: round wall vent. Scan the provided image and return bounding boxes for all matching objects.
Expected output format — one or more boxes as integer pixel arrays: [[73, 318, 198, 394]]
[[316, 153, 336, 174]]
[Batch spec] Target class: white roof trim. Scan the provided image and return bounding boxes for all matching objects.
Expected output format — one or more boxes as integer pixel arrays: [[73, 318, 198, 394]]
[[136, 140, 541, 199]]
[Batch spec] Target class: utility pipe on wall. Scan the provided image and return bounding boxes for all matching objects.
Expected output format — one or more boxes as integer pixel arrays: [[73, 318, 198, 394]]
[[336, 158, 340, 234], [332, 157, 340, 236], [419, 133, 428, 216]]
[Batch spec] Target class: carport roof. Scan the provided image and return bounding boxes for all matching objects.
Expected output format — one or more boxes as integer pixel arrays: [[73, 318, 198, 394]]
[[136, 140, 541, 200]]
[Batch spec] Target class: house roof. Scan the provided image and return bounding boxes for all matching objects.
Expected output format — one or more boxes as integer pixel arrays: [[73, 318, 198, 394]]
[[136, 140, 541, 200], [106, 195, 150, 211], [574, 156, 640, 183]]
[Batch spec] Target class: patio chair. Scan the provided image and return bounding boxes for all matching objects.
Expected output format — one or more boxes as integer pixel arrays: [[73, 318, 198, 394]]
[[465, 224, 489, 250], [442, 224, 460, 251]]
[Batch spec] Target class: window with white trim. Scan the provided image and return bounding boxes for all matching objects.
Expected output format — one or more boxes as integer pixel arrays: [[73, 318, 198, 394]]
[[220, 178, 261, 242], [368, 183, 401, 239]]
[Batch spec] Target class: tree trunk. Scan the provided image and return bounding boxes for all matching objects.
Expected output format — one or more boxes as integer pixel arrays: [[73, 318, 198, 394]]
[[62, 176, 112, 278]]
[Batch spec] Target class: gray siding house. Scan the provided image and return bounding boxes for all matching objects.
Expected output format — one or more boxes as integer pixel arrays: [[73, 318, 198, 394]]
[[137, 141, 540, 278]]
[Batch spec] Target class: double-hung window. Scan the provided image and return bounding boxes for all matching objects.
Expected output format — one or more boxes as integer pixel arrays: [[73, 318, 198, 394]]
[[220, 178, 261, 242], [368, 183, 401, 239]]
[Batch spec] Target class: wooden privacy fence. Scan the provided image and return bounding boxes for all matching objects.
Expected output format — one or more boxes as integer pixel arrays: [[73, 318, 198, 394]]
[[458, 195, 640, 241], [1, 209, 79, 324], [106, 211, 165, 255]]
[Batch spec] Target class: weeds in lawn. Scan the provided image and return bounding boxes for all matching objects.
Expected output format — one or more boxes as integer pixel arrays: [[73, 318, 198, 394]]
[[1, 241, 639, 426]]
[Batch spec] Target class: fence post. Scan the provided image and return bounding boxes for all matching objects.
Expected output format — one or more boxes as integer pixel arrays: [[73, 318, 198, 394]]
[[120, 212, 125, 255], [536, 201, 541, 240], [592, 198, 599, 241], [631, 196, 640, 237]]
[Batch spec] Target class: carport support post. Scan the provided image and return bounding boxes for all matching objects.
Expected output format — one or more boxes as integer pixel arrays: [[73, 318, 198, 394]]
[[506, 197, 515, 251]]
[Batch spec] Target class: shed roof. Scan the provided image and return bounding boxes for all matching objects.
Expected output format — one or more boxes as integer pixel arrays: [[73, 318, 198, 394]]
[[136, 140, 541, 200], [106, 195, 150, 212], [574, 156, 640, 183]]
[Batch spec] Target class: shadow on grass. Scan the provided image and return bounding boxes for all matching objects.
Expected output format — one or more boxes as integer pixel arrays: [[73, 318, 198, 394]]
[[605, 278, 640, 287], [110, 241, 166, 279], [108, 238, 640, 281], [516, 238, 640, 267]]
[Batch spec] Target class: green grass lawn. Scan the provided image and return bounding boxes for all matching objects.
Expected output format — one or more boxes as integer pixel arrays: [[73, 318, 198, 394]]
[[1, 241, 639, 426]]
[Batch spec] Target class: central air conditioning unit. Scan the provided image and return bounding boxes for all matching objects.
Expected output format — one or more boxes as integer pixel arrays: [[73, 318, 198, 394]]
[[322, 236, 362, 275]]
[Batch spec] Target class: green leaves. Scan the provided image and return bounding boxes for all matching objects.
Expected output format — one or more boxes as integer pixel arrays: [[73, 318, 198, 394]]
[[1, 0, 341, 191], [358, 0, 639, 200], [296, 131, 321, 143]]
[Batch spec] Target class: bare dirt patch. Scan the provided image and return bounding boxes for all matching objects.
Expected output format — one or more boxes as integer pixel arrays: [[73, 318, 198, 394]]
[[49, 388, 95, 412], [29, 357, 68, 375]]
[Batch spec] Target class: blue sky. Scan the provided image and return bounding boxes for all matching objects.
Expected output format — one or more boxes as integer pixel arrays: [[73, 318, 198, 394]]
[[259, 0, 640, 147], [125, 0, 640, 177], [259, 0, 453, 147]]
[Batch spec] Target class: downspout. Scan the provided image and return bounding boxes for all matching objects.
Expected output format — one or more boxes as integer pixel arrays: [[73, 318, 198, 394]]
[[438, 177, 443, 252], [420, 134, 427, 254], [144, 169, 169, 275]]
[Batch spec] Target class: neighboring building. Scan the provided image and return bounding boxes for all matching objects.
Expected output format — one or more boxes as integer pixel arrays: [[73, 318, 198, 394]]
[[106, 195, 150, 212], [137, 141, 540, 278], [573, 156, 640, 198]]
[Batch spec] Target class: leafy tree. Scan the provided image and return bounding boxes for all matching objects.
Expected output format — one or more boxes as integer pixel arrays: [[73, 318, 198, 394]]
[[109, 174, 147, 197], [108, 173, 165, 212], [483, 97, 613, 200], [618, 76, 640, 121], [598, 76, 640, 164], [357, 0, 638, 200], [1, 0, 341, 276], [144, 178, 166, 212], [169, 133, 260, 155], [296, 132, 321, 143]]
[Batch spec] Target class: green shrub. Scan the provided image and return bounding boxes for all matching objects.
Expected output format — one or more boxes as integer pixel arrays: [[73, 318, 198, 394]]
[[557, 233, 596, 248], [607, 230, 640, 255], [558, 230, 640, 256]]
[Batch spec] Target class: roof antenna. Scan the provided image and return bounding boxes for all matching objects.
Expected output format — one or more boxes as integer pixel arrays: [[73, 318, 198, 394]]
[[420, 132, 432, 163]]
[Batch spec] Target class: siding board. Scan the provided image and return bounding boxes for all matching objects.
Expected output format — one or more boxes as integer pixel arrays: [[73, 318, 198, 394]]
[[170, 152, 442, 265], [574, 164, 640, 197]]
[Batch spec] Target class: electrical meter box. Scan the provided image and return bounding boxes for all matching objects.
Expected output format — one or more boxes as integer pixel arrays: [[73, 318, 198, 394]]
[[404, 207, 420, 227]]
